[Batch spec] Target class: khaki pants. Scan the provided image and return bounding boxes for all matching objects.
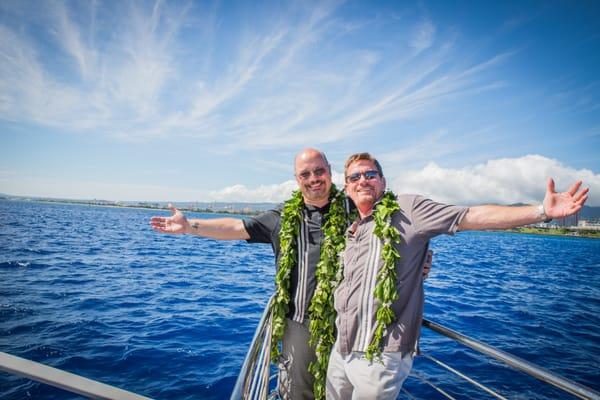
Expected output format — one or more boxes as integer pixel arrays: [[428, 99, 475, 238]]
[[278, 318, 317, 400], [325, 345, 413, 400]]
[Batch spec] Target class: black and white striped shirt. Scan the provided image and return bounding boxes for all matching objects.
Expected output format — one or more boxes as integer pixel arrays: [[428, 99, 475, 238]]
[[244, 203, 330, 322]]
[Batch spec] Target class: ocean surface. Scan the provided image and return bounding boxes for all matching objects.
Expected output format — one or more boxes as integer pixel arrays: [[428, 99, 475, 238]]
[[0, 199, 598, 399]]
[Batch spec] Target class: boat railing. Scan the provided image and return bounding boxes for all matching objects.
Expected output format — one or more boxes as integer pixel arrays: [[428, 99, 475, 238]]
[[0, 350, 152, 400], [230, 295, 276, 400], [419, 319, 599, 400], [231, 300, 600, 400]]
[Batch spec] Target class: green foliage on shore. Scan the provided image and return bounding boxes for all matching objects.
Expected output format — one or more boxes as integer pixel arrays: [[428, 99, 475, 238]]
[[510, 227, 600, 239]]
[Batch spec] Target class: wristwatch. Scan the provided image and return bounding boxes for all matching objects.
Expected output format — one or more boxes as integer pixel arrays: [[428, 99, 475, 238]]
[[537, 204, 552, 223]]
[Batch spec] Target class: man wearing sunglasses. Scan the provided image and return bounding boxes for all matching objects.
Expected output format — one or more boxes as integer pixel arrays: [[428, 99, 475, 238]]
[[326, 152, 589, 400], [150, 148, 433, 399], [150, 148, 334, 399]]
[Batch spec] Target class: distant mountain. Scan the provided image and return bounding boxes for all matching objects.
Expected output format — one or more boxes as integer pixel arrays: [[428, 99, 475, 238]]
[[580, 205, 600, 221]]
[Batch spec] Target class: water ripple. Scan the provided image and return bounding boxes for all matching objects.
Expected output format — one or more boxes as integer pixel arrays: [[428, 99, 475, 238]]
[[0, 200, 598, 399]]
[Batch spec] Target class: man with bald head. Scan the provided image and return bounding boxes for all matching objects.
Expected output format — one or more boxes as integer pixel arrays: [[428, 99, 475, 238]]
[[151, 148, 431, 399], [150, 148, 343, 399]]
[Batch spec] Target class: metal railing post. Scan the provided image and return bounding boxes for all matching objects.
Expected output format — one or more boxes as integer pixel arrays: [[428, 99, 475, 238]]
[[231, 295, 275, 400]]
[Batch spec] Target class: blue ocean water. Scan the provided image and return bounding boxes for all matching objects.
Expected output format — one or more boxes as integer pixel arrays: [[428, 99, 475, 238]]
[[0, 199, 598, 399]]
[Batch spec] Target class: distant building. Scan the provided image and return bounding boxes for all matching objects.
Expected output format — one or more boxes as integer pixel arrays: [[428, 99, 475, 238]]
[[578, 220, 600, 231], [557, 211, 579, 228]]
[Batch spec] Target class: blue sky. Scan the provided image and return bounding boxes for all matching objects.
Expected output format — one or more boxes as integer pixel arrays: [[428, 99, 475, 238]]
[[0, 0, 599, 205]]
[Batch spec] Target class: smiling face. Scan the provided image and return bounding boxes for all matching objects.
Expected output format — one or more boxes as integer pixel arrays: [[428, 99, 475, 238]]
[[344, 159, 386, 217], [294, 149, 332, 207]]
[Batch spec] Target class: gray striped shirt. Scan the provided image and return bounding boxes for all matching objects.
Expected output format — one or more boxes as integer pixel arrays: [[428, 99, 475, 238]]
[[334, 194, 468, 355]]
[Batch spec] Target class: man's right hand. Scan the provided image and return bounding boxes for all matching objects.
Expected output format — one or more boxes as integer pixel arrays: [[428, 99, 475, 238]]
[[423, 250, 433, 279], [150, 204, 190, 234]]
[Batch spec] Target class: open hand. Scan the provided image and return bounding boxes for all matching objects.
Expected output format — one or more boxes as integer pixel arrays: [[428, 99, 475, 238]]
[[543, 178, 589, 219], [150, 204, 190, 234]]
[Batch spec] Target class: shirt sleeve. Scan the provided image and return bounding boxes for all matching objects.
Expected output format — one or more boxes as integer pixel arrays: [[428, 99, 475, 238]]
[[410, 195, 469, 239], [243, 208, 281, 244]]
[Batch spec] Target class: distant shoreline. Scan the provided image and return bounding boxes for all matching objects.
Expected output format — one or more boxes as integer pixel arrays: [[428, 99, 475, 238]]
[[0, 196, 263, 216], [3, 197, 600, 237], [504, 227, 600, 239]]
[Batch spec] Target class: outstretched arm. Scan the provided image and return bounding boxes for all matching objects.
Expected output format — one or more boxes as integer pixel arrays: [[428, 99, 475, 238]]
[[458, 178, 589, 231], [150, 205, 250, 240]]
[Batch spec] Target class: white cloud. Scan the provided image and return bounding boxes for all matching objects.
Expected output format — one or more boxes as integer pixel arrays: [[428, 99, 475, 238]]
[[410, 19, 436, 52], [389, 155, 599, 206], [203, 170, 346, 203], [169, 155, 598, 207], [205, 181, 297, 203], [203, 156, 599, 206]]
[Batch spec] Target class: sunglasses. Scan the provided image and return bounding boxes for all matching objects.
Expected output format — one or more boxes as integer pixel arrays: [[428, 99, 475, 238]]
[[346, 170, 380, 183], [297, 167, 327, 180]]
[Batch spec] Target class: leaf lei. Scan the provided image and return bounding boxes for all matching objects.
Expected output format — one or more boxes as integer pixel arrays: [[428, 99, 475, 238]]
[[270, 189, 303, 362], [269, 184, 349, 400], [365, 190, 402, 362], [307, 187, 348, 399]]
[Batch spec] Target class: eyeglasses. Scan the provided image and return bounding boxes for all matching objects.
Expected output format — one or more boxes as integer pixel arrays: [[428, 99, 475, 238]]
[[297, 167, 328, 180], [346, 170, 380, 183]]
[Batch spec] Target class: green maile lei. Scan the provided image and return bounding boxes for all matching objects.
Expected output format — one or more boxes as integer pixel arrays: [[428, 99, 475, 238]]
[[270, 187, 401, 396], [306, 186, 349, 399], [366, 190, 402, 362], [270, 184, 349, 400]]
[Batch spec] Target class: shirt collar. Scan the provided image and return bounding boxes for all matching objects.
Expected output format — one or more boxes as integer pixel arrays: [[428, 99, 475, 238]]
[[304, 202, 330, 213]]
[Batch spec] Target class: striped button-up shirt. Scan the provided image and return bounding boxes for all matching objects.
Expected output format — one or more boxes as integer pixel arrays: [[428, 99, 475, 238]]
[[334, 194, 468, 355], [244, 203, 330, 322]]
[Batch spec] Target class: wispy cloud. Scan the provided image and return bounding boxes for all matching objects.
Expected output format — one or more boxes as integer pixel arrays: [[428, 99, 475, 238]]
[[549, 80, 600, 117], [227, 44, 513, 151], [499, 15, 536, 33], [410, 18, 436, 52], [1, 0, 597, 205], [0, 0, 512, 147], [0, 0, 190, 133]]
